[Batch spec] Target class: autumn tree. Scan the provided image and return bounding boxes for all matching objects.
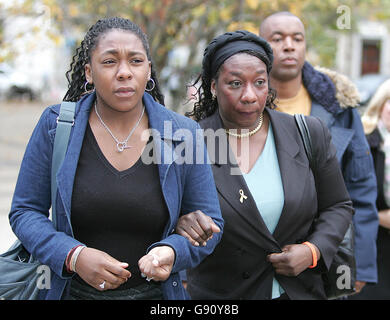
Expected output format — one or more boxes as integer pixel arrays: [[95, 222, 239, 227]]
[[39, 0, 252, 110], [2, 0, 390, 111]]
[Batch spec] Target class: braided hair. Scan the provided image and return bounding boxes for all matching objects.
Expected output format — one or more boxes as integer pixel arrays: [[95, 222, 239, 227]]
[[186, 30, 276, 121], [63, 17, 164, 105]]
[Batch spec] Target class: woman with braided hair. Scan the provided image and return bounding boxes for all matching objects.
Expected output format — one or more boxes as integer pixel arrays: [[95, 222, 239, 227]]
[[8, 17, 223, 300], [176, 30, 353, 299], [63, 18, 164, 105]]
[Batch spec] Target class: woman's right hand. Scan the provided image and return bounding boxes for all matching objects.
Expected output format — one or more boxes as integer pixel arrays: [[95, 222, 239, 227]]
[[75, 247, 131, 291], [176, 210, 221, 246]]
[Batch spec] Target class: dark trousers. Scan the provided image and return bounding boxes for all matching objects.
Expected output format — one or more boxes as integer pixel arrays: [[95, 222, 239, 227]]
[[68, 278, 164, 300]]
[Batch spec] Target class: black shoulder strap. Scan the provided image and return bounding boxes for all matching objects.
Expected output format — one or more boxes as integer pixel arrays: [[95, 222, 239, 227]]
[[295, 114, 321, 226], [294, 114, 316, 173]]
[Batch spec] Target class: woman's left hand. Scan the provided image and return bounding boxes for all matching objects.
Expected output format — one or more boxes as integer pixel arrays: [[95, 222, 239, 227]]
[[138, 246, 175, 282], [267, 244, 320, 276]]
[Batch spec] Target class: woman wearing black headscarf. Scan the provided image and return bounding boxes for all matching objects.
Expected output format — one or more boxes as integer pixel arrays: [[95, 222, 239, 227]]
[[176, 30, 354, 300]]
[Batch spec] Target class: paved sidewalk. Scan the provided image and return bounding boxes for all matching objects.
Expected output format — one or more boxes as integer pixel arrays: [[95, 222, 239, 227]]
[[0, 101, 47, 253]]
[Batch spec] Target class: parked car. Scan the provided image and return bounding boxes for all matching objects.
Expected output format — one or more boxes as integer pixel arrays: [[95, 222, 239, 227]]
[[0, 63, 37, 100]]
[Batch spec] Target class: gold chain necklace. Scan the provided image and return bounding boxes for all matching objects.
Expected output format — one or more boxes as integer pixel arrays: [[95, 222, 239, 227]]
[[225, 112, 264, 138]]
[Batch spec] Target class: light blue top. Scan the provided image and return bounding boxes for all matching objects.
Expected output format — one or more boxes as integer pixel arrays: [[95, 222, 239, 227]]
[[243, 123, 285, 299]]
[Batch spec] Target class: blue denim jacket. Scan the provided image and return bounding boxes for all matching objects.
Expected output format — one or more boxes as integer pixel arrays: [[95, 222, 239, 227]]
[[9, 92, 223, 300], [303, 62, 379, 283]]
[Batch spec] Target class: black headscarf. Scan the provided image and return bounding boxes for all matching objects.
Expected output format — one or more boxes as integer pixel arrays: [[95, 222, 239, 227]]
[[202, 30, 274, 79]]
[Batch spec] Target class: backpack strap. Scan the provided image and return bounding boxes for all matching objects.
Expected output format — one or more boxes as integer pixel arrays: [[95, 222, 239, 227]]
[[51, 101, 76, 230]]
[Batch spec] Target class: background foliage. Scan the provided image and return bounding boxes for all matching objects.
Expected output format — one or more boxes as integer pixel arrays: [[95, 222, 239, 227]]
[[1, 0, 389, 110]]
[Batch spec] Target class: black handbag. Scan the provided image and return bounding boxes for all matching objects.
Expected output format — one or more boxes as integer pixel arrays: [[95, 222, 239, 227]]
[[294, 114, 356, 299]]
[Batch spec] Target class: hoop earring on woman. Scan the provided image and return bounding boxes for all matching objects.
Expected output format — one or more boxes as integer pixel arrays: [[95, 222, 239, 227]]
[[83, 81, 95, 94], [145, 78, 155, 92]]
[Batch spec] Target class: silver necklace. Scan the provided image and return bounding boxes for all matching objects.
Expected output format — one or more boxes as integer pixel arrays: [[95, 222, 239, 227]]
[[94, 101, 145, 152]]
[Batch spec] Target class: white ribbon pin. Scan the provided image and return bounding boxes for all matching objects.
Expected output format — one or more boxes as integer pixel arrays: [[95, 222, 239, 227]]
[[239, 189, 248, 203]]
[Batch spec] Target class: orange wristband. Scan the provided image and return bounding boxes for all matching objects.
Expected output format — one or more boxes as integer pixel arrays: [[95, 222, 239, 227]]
[[303, 241, 317, 268]]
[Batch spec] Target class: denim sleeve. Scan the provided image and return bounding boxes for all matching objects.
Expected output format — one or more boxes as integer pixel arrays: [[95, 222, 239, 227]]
[[343, 108, 379, 283], [149, 124, 224, 273], [8, 107, 83, 279]]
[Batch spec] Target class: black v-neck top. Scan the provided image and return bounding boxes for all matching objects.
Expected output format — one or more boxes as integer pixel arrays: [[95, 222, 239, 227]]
[[71, 124, 169, 289]]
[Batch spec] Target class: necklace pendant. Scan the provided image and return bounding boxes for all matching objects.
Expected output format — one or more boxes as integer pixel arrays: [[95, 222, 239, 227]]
[[117, 142, 131, 152]]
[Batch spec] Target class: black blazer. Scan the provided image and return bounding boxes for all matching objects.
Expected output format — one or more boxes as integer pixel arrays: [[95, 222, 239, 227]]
[[187, 108, 354, 300]]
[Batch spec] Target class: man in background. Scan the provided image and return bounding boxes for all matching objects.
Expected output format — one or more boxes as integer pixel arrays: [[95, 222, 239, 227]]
[[259, 12, 378, 294]]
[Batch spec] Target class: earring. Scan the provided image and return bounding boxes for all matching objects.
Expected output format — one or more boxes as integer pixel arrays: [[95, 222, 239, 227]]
[[84, 81, 94, 94], [145, 78, 155, 92]]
